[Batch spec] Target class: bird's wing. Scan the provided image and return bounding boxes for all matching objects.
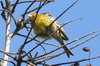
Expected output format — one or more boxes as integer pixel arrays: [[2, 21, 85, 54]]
[[53, 26, 73, 58], [56, 24, 69, 40]]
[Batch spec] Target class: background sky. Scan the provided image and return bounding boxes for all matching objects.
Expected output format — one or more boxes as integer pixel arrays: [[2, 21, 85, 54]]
[[0, 0, 100, 66]]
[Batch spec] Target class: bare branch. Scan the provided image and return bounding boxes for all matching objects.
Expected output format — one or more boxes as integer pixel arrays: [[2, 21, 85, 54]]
[[0, 50, 15, 59], [0, 9, 17, 25], [71, 33, 100, 49], [22, 0, 36, 19], [21, 1, 51, 15], [66, 29, 100, 46], [0, 1, 7, 20], [50, 0, 79, 26], [0, 58, 16, 66], [51, 56, 100, 66], [12, 0, 20, 14], [16, 33, 60, 47]]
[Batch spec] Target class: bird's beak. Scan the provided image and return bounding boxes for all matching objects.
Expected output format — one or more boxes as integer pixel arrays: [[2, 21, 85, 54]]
[[28, 14, 32, 17]]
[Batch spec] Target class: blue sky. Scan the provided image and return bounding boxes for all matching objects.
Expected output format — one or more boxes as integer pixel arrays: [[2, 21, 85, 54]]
[[0, 0, 100, 66]]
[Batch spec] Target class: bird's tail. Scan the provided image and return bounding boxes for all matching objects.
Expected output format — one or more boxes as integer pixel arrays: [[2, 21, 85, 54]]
[[62, 44, 73, 58], [54, 35, 73, 58]]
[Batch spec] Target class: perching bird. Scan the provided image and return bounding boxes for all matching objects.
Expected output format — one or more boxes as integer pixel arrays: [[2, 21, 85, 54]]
[[28, 12, 73, 58]]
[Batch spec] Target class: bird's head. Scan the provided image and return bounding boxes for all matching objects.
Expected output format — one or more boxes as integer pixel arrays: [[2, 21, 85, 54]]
[[28, 12, 40, 24]]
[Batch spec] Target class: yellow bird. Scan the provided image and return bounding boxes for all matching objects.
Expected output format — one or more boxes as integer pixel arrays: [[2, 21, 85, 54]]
[[28, 12, 73, 58]]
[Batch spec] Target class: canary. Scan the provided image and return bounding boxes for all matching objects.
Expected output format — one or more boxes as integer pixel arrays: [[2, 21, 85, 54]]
[[28, 12, 73, 58]]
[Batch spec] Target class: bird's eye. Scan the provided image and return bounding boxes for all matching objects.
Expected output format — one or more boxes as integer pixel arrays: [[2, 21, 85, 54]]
[[48, 14, 51, 16]]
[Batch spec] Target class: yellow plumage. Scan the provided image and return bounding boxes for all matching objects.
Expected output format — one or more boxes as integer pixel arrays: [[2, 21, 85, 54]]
[[28, 12, 73, 57]]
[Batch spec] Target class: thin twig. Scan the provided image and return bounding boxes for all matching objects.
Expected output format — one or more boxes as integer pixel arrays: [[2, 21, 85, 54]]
[[0, 1, 7, 20], [21, 1, 51, 15], [71, 33, 100, 49], [11, 1, 35, 6], [11, 0, 52, 6], [0, 50, 15, 59], [0, 58, 16, 66], [0, 9, 17, 25], [66, 29, 100, 45], [12, 0, 20, 14], [16, 33, 60, 47], [22, 0, 36, 20], [51, 56, 100, 66], [50, 0, 79, 26], [35, 53, 63, 63]]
